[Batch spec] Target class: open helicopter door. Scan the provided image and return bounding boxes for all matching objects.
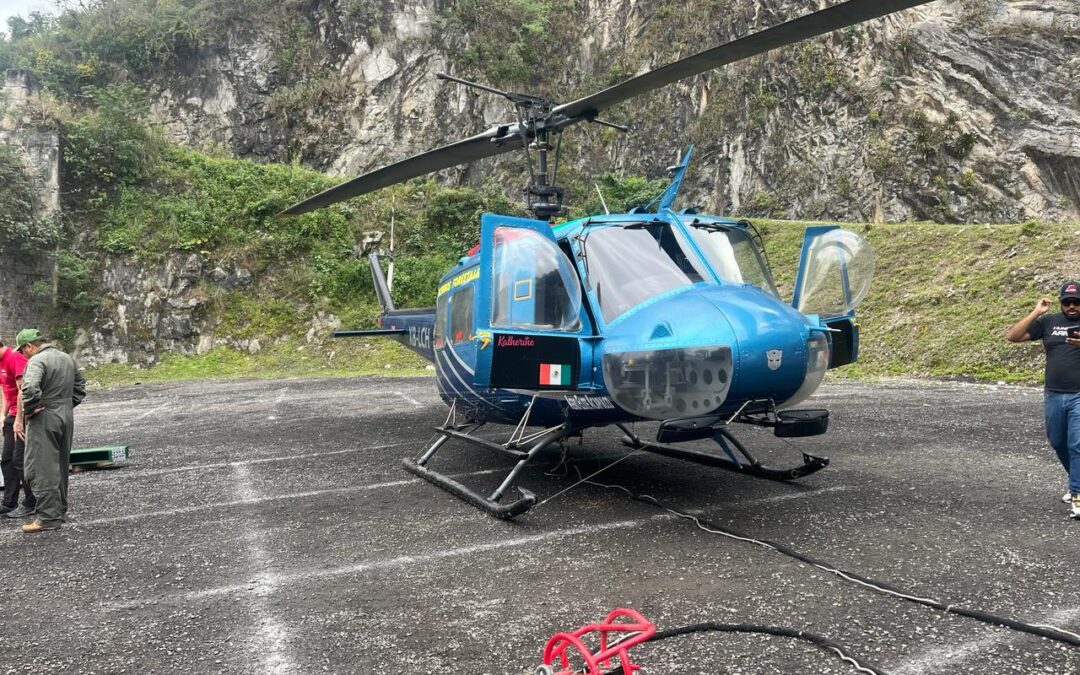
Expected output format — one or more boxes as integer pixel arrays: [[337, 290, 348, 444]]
[[791, 226, 874, 369], [474, 213, 590, 391], [401, 213, 590, 521]]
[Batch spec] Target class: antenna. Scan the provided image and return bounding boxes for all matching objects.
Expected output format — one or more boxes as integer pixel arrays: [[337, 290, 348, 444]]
[[594, 183, 610, 215]]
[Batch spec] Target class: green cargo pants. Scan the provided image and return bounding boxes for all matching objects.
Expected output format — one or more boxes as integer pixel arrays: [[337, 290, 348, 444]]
[[24, 408, 73, 526]]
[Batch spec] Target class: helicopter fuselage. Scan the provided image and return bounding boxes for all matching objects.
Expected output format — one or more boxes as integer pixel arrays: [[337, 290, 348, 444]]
[[286, 0, 935, 518], [377, 208, 866, 430]]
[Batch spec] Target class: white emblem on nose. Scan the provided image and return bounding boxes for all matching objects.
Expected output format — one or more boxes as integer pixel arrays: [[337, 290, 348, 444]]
[[766, 349, 783, 371]]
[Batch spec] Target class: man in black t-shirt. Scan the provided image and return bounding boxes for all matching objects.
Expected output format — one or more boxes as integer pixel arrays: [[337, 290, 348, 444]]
[[1007, 280, 1080, 519]]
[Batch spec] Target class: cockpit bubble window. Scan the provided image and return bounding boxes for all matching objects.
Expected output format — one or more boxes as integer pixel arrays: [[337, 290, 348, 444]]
[[686, 223, 779, 298], [581, 221, 709, 323], [491, 227, 582, 331]]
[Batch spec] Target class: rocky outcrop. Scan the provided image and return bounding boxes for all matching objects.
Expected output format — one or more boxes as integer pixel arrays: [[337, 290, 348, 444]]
[[71, 252, 346, 367], [141, 0, 1079, 223], [0, 70, 59, 341], [75, 254, 206, 366], [73, 253, 261, 367]]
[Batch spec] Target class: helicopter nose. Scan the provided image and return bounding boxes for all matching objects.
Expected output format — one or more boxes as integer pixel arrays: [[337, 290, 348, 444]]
[[600, 293, 738, 420], [697, 285, 813, 406], [602, 344, 734, 420]]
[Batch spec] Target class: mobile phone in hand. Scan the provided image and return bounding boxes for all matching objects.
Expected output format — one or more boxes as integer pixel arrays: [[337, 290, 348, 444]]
[[1068, 326, 1080, 339]]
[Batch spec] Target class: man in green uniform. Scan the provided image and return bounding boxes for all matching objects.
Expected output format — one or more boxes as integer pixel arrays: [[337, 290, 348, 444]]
[[15, 328, 86, 533]]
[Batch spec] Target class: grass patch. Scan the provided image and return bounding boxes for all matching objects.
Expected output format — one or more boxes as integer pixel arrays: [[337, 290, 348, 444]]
[[86, 338, 429, 388]]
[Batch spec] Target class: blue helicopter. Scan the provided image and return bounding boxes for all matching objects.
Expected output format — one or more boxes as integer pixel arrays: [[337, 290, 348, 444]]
[[283, 0, 927, 518]]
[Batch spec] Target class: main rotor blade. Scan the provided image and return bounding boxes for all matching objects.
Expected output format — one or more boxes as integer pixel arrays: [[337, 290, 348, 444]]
[[279, 126, 524, 215], [283, 0, 935, 214], [554, 0, 935, 121]]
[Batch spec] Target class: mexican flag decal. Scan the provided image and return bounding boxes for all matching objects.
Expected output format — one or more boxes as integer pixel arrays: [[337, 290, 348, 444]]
[[539, 363, 571, 387]]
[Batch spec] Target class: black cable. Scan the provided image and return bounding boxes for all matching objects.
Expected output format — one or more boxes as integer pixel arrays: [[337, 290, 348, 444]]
[[581, 472, 1080, 650], [647, 622, 889, 675], [680, 509, 1080, 647]]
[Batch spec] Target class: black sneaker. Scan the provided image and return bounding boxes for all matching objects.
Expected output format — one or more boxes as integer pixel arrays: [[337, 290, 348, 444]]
[[3, 505, 34, 519], [0, 504, 14, 515]]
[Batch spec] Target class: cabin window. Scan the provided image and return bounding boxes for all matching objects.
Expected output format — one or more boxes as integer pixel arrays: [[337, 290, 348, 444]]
[[491, 227, 582, 331], [450, 284, 475, 344], [435, 291, 449, 349], [686, 224, 779, 298]]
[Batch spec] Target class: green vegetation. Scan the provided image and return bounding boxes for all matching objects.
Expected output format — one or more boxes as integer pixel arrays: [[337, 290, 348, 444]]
[[437, 0, 577, 85], [79, 143, 522, 334], [86, 338, 429, 388], [63, 84, 165, 207], [0, 145, 59, 253], [0, 2, 199, 96], [571, 173, 667, 216]]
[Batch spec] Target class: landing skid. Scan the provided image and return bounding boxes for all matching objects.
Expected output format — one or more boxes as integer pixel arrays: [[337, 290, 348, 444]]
[[403, 398, 578, 519], [617, 424, 829, 481]]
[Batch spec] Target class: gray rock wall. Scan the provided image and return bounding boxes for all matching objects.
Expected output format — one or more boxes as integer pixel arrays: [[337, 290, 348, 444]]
[[0, 250, 47, 345], [0, 70, 59, 343]]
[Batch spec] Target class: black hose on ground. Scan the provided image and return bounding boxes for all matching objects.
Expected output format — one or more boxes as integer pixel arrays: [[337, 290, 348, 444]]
[[646, 622, 890, 674], [682, 508, 1080, 648], [579, 471, 1080, 650]]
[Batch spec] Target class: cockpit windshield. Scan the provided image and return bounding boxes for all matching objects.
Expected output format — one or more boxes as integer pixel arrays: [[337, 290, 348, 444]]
[[580, 221, 709, 323], [685, 223, 779, 298]]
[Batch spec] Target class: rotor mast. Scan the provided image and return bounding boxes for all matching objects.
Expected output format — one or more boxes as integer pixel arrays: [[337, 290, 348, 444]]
[[437, 73, 569, 220]]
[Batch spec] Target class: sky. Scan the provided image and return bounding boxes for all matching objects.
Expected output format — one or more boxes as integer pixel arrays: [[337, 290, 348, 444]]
[[0, 0, 58, 35]]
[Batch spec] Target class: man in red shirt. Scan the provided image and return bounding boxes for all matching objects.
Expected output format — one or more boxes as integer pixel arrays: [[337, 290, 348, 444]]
[[0, 338, 35, 517]]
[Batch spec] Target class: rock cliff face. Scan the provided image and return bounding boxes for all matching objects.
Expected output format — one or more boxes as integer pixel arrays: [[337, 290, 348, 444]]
[[77, 254, 209, 366], [73, 253, 297, 367], [144, 0, 1079, 223], [0, 70, 59, 340]]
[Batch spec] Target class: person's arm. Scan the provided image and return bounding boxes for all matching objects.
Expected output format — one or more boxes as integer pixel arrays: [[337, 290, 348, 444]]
[[14, 383, 24, 440], [20, 359, 44, 415], [72, 366, 86, 408], [1, 384, 6, 421], [1006, 298, 1051, 342]]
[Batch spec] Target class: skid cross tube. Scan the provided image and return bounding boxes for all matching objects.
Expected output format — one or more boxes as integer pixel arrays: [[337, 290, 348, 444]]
[[618, 425, 828, 481], [404, 421, 580, 519]]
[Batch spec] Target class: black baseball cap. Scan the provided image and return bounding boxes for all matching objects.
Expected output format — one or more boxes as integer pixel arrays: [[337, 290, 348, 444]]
[[1060, 281, 1080, 301]]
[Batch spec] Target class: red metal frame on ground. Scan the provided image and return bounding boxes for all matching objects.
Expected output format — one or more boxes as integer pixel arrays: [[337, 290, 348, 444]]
[[542, 608, 656, 675]]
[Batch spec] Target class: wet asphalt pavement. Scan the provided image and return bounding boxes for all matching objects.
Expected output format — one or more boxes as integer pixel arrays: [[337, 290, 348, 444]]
[[1, 375, 1078, 674]]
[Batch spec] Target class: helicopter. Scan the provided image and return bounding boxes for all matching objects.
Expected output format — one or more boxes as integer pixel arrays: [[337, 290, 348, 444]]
[[281, 0, 928, 519]]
